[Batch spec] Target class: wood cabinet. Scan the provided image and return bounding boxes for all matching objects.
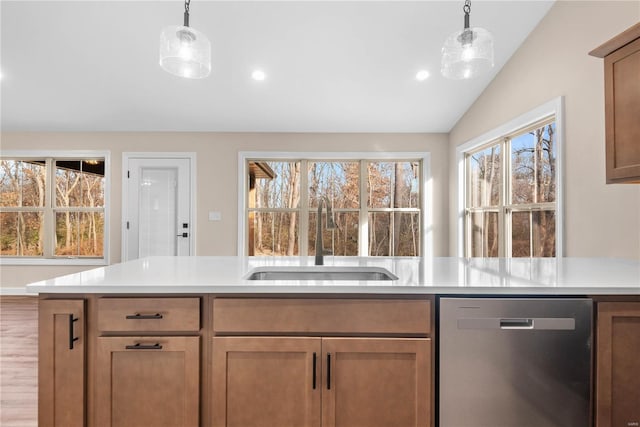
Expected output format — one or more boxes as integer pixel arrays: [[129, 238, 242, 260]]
[[38, 299, 85, 427], [212, 337, 431, 427], [94, 297, 202, 427], [212, 337, 321, 427], [596, 302, 640, 427], [38, 295, 433, 427], [37, 292, 640, 427], [322, 338, 431, 427], [211, 298, 433, 427], [95, 336, 200, 427], [590, 23, 640, 184]]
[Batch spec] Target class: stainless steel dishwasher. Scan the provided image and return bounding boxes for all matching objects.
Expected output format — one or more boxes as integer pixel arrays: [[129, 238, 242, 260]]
[[439, 297, 592, 427]]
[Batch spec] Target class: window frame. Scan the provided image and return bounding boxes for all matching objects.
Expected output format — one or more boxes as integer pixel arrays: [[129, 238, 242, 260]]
[[0, 150, 110, 266], [238, 152, 432, 258], [456, 97, 564, 257]]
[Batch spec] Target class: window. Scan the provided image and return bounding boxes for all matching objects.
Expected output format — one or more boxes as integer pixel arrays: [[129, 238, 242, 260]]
[[0, 152, 109, 264], [243, 155, 425, 258], [459, 99, 562, 258]]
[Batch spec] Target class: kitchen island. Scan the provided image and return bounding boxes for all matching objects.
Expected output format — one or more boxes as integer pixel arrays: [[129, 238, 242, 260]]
[[28, 256, 640, 427]]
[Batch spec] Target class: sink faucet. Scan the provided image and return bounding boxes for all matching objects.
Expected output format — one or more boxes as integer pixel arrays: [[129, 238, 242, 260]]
[[315, 196, 337, 266]]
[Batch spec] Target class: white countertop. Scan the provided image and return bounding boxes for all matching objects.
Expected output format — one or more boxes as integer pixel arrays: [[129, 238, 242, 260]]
[[25, 256, 640, 295]]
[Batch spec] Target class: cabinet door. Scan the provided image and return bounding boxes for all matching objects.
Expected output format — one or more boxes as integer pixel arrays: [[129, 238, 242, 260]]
[[322, 338, 431, 427], [596, 303, 640, 427], [95, 336, 200, 427], [604, 37, 640, 183], [39, 299, 85, 427], [212, 337, 321, 427]]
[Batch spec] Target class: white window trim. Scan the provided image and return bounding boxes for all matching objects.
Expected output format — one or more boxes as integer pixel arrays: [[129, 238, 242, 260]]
[[455, 96, 564, 257], [0, 150, 111, 266], [238, 151, 432, 258]]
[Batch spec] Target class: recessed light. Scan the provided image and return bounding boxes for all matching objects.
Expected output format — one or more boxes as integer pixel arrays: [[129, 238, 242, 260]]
[[415, 70, 430, 81], [251, 69, 266, 81]]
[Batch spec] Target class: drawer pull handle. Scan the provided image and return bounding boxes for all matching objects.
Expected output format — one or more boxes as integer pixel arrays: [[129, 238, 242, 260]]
[[312, 352, 317, 390], [327, 353, 331, 390], [125, 313, 163, 320], [68, 315, 79, 350], [125, 343, 163, 350]]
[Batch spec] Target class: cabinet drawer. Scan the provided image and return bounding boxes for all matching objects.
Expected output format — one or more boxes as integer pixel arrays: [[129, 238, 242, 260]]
[[213, 298, 431, 335], [97, 298, 200, 332]]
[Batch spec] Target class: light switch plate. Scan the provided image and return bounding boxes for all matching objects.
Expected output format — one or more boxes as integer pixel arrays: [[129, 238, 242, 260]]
[[208, 211, 222, 221]]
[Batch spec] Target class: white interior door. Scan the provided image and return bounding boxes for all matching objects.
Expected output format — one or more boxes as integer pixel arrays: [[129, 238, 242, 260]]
[[124, 157, 192, 261]]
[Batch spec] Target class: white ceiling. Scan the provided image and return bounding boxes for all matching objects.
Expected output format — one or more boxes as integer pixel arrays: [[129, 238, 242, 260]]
[[0, 1, 554, 133]]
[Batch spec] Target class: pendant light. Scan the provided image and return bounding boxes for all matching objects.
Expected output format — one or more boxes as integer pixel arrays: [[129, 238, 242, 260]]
[[441, 0, 494, 80], [159, 0, 211, 79]]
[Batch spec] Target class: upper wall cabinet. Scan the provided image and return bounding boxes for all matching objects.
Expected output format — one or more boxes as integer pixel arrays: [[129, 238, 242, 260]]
[[590, 23, 640, 184]]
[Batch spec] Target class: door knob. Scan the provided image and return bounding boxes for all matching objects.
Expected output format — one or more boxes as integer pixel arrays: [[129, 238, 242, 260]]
[[177, 232, 188, 238]]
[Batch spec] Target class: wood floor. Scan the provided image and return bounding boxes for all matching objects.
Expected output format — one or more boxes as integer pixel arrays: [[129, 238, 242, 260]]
[[0, 296, 38, 427]]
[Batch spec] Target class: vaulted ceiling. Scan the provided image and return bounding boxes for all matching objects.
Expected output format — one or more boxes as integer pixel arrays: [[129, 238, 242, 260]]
[[1, 1, 554, 132]]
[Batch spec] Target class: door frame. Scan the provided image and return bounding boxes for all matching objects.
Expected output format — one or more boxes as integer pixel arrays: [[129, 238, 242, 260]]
[[121, 152, 197, 261]]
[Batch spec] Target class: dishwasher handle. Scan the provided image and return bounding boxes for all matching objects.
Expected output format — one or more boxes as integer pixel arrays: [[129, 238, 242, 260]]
[[500, 318, 533, 329], [457, 317, 576, 330]]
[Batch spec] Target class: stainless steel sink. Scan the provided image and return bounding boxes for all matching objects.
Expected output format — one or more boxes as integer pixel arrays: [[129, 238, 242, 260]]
[[245, 266, 398, 281]]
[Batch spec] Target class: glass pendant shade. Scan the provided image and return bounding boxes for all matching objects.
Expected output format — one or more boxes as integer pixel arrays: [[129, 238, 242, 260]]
[[159, 25, 211, 79], [441, 27, 494, 80]]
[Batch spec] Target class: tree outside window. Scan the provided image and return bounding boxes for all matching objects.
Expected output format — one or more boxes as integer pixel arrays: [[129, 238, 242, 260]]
[[247, 158, 421, 257], [465, 119, 557, 257], [1, 157, 106, 260]]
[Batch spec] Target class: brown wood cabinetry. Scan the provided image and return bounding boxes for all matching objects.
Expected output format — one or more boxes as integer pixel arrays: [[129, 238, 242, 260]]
[[37, 292, 640, 427], [39, 299, 86, 427], [38, 294, 432, 427], [94, 297, 202, 427], [596, 302, 640, 427], [211, 298, 433, 427], [322, 338, 431, 427], [212, 337, 322, 427], [590, 23, 640, 184], [213, 298, 431, 335], [97, 297, 200, 332], [95, 336, 200, 427]]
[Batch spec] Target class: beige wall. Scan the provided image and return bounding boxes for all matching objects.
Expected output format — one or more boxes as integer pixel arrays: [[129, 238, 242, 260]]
[[0, 132, 449, 288], [449, 1, 640, 258]]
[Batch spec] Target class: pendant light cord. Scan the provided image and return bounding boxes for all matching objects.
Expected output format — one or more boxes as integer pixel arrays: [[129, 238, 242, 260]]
[[463, 0, 471, 30], [183, 0, 191, 27]]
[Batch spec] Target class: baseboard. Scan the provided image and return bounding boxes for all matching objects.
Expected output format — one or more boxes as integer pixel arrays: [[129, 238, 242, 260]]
[[0, 287, 32, 296]]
